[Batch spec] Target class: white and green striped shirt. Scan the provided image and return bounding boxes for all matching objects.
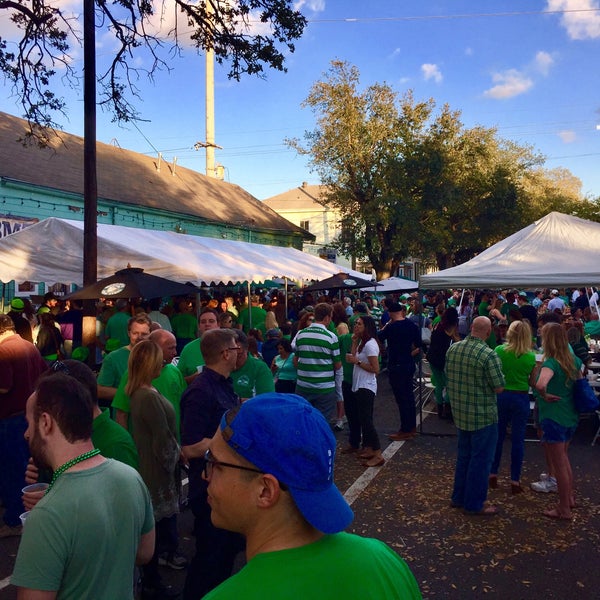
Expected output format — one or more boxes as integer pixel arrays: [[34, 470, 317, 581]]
[[293, 323, 341, 395]]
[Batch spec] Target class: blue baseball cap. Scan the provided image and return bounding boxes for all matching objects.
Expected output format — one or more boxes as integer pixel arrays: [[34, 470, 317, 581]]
[[220, 393, 354, 534]]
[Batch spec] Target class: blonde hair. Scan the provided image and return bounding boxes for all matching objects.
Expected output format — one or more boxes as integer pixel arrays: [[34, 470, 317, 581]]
[[336, 322, 349, 335], [542, 322, 578, 381], [265, 311, 279, 330], [125, 340, 163, 396], [504, 320, 533, 357]]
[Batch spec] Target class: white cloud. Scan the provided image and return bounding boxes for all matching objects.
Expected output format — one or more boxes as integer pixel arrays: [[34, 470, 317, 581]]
[[294, 0, 326, 12], [534, 50, 554, 75], [483, 69, 533, 99], [558, 129, 577, 142], [421, 63, 443, 83], [389, 48, 402, 59], [546, 0, 600, 39]]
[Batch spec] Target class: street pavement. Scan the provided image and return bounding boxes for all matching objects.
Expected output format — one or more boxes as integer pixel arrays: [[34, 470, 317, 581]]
[[1, 373, 599, 599]]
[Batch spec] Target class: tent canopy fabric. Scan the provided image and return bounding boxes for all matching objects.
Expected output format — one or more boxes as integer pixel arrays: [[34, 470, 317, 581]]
[[302, 272, 377, 292], [419, 212, 600, 289], [0, 218, 367, 286], [366, 276, 418, 294]]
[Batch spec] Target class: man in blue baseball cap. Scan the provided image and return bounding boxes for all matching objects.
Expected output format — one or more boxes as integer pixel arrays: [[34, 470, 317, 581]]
[[202, 393, 421, 600]]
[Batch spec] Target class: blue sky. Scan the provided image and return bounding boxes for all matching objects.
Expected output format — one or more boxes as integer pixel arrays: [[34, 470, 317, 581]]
[[1, 0, 599, 201]]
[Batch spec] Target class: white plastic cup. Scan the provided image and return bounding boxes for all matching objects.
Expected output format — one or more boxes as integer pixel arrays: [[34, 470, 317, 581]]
[[19, 511, 30, 526], [22, 482, 49, 510], [22, 483, 49, 495]]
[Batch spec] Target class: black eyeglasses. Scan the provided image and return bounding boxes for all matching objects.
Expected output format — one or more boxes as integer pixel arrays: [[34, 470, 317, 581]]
[[203, 449, 264, 479]]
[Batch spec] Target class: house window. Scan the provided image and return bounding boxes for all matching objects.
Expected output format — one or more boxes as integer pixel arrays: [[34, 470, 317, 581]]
[[300, 220, 310, 231]]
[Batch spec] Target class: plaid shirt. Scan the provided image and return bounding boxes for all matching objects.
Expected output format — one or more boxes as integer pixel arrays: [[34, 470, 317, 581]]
[[445, 335, 505, 431]]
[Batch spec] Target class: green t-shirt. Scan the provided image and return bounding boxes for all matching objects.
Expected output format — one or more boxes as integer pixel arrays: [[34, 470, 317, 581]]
[[238, 306, 267, 333], [112, 364, 186, 439], [92, 409, 139, 470], [203, 532, 422, 600], [494, 345, 536, 392], [536, 356, 581, 428], [97, 347, 131, 388], [231, 355, 275, 399], [177, 339, 205, 377], [338, 332, 354, 384], [12, 460, 154, 599], [104, 311, 130, 348], [170, 312, 198, 340], [478, 301, 490, 316]]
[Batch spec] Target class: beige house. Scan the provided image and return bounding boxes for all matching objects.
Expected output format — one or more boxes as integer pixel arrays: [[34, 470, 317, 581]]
[[262, 182, 353, 270]]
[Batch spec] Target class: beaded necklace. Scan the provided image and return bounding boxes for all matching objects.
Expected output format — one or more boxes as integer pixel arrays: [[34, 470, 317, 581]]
[[44, 448, 101, 495]]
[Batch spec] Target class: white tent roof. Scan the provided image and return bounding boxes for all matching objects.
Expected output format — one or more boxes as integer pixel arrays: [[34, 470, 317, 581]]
[[365, 276, 418, 293], [0, 218, 367, 286], [419, 212, 600, 289]]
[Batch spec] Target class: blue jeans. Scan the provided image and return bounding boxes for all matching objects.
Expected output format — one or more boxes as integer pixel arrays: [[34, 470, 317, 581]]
[[388, 370, 416, 432], [491, 391, 530, 481], [0, 414, 29, 527], [452, 423, 498, 512], [295, 388, 337, 423]]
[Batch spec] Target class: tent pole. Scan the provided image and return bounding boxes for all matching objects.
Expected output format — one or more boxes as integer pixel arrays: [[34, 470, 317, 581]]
[[247, 280, 252, 330], [284, 278, 288, 323]]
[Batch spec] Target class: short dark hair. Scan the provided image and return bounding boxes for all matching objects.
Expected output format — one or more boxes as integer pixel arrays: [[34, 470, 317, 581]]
[[314, 303, 333, 321], [0, 314, 16, 335], [44, 360, 98, 405], [127, 313, 152, 332], [201, 329, 237, 365], [278, 338, 293, 353], [35, 373, 93, 442]]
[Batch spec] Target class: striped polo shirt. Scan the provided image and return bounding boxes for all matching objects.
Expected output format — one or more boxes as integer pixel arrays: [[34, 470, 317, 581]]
[[293, 323, 340, 395]]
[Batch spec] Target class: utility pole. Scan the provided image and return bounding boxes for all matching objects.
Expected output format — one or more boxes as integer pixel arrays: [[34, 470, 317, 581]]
[[82, 0, 98, 355], [205, 2, 215, 178]]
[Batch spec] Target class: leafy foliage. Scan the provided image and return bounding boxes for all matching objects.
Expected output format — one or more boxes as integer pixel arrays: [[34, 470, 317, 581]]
[[0, 0, 306, 143], [289, 61, 599, 278]]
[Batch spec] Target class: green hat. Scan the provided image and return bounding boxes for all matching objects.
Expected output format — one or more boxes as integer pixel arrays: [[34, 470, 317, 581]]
[[71, 346, 90, 362], [105, 338, 122, 353], [10, 298, 24, 311], [37, 306, 50, 314]]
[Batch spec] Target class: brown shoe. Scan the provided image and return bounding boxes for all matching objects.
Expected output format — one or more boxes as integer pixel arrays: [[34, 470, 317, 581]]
[[388, 430, 417, 441], [357, 447, 375, 458]]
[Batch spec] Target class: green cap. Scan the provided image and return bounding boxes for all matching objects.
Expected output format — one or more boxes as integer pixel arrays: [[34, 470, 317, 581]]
[[10, 298, 25, 311]]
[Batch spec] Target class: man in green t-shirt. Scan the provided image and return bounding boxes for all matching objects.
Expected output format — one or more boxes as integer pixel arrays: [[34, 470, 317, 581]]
[[12, 373, 154, 599], [201, 393, 422, 600], [177, 308, 220, 384], [230, 330, 274, 400], [97, 313, 151, 405]]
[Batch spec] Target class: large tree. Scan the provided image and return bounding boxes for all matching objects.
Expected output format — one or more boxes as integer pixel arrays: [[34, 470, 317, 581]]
[[290, 60, 597, 278], [0, 0, 307, 141]]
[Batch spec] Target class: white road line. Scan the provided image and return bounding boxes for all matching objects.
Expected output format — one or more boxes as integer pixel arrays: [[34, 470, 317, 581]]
[[343, 404, 432, 506], [343, 441, 404, 505]]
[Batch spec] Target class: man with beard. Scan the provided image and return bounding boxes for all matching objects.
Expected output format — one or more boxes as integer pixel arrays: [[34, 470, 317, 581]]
[[12, 373, 155, 598], [0, 314, 47, 538]]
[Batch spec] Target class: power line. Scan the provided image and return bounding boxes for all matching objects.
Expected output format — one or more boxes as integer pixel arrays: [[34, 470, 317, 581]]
[[306, 8, 600, 25]]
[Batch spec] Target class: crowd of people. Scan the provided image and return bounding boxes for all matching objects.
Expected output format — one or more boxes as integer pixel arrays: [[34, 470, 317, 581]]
[[1, 283, 598, 598]]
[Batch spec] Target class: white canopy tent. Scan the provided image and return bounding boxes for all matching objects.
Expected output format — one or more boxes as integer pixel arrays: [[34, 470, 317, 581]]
[[419, 212, 600, 289], [0, 218, 368, 286], [365, 276, 418, 294]]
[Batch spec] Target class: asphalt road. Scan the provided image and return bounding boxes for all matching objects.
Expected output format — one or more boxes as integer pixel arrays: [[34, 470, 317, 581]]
[[1, 374, 599, 599]]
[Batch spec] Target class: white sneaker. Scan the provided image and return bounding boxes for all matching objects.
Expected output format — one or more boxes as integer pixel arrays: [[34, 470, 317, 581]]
[[333, 419, 344, 431], [530, 473, 557, 493]]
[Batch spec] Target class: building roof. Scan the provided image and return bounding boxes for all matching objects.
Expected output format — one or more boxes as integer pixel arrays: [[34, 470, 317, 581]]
[[0, 111, 309, 237], [262, 182, 332, 211]]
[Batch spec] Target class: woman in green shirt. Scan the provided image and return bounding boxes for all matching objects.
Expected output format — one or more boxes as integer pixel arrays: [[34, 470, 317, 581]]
[[489, 321, 536, 494], [534, 323, 581, 521]]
